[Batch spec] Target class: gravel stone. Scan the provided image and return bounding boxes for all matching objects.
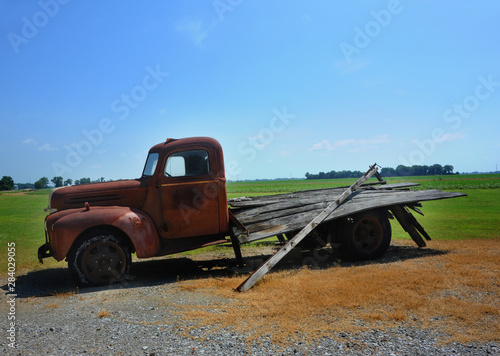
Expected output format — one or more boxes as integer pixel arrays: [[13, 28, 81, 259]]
[[2, 246, 498, 355]]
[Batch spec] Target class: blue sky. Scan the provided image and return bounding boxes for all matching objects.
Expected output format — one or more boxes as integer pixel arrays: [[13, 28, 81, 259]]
[[1, 0, 499, 183]]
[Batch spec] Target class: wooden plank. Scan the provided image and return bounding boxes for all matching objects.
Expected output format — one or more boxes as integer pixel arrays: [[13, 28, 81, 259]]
[[230, 184, 434, 226], [228, 182, 421, 209], [236, 189, 466, 243], [391, 205, 427, 247], [237, 189, 464, 228], [236, 164, 380, 292], [236, 201, 330, 225]]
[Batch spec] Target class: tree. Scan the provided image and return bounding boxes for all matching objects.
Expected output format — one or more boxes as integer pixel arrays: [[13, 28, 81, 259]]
[[0, 176, 14, 191], [443, 165, 454, 175], [396, 165, 412, 176], [428, 164, 443, 176], [17, 183, 34, 189], [411, 165, 428, 176], [34, 177, 49, 189], [51, 176, 63, 188], [380, 167, 396, 177], [64, 178, 73, 186], [75, 178, 91, 185]]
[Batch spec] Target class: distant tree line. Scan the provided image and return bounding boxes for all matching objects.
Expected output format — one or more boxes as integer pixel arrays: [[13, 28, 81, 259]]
[[305, 170, 364, 180], [34, 176, 106, 188], [33, 176, 73, 189], [0, 175, 108, 191], [305, 164, 457, 180], [74, 177, 106, 185], [380, 164, 456, 177]]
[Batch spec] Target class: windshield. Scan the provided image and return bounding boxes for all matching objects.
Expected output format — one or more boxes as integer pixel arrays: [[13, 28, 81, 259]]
[[142, 153, 159, 177]]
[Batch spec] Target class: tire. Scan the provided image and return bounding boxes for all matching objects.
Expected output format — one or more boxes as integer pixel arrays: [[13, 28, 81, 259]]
[[68, 230, 131, 287], [290, 227, 329, 250], [340, 210, 391, 261]]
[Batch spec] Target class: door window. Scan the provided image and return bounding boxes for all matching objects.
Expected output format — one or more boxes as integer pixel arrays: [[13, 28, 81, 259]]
[[165, 149, 210, 177]]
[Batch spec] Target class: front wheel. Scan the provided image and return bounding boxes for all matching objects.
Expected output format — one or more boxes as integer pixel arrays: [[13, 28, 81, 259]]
[[68, 230, 131, 287], [340, 210, 391, 261]]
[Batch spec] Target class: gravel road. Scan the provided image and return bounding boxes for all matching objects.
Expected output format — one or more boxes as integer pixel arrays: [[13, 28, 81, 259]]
[[2, 245, 499, 355]]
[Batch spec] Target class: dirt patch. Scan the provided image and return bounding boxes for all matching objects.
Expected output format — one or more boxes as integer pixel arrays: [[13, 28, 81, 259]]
[[2, 239, 499, 354], [1, 189, 35, 196], [177, 239, 500, 345]]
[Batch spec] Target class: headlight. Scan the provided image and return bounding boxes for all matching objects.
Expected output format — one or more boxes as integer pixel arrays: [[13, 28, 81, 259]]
[[44, 187, 60, 213]]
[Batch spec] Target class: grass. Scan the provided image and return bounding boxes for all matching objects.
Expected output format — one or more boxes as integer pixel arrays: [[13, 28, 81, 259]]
[[390, 189, 500, 240], [227, 174, 500, 195], [177, 239, 499, 345], [0, 192, 58, 274], [0, 174, 498, 274], [97, 309, 111, 318]]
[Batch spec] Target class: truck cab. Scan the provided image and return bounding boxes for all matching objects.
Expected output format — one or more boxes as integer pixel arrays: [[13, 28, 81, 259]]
[[39, 137, 231, 287]]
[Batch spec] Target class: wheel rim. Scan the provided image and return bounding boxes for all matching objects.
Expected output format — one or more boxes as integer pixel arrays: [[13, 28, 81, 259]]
[[81, 240, 126, 284], [352, 217, 384, 254]]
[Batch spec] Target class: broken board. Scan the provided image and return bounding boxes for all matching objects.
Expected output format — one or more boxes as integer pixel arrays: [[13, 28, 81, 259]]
[[229, 183, 466, 244]]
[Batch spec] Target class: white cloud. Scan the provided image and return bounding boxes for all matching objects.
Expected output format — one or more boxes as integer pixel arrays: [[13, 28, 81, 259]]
[[362, 79, 388, 88], [38, 143, 59, 151], [302, 14, 312, 22], [175, 18, 210, 47], [309, 134, 391, 152], [433, 132, 466, 143], [21, 138, 36, 145], [332, 59, 369, 74], [249, 134, 271, 149]]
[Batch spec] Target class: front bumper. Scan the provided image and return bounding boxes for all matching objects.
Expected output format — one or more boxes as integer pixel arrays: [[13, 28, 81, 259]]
[[38, 243, 53, 263]]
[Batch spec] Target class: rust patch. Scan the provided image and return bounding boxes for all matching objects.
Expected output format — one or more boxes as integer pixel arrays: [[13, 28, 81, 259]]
[[129, 216, 143, 228]]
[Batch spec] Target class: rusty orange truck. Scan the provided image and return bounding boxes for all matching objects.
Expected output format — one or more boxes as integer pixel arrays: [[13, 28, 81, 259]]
[[38, 137, 465, 287]]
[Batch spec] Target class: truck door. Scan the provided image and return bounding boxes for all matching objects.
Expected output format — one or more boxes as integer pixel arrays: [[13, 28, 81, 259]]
[[158, 147, 220, 239]]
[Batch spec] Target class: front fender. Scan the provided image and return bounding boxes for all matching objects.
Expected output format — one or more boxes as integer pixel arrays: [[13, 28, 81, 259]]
[[46, 206, 160, 261]]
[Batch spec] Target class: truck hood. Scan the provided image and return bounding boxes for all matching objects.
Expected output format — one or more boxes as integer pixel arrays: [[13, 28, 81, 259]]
[[48, 179, 148, 212]]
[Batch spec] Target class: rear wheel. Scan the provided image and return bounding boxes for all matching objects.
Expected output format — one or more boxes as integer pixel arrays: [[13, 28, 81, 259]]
[[68, 230, 131, 287], [340, 210, 391, 261]]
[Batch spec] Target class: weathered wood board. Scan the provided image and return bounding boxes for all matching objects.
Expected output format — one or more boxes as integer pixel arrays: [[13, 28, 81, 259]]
[[229, 183, 466, 244], [236, 163, 380, 292]]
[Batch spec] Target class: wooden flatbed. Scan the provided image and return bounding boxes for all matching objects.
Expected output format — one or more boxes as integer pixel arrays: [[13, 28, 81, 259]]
[[230, 182, 466, 244], [228, 165, 467, 291]]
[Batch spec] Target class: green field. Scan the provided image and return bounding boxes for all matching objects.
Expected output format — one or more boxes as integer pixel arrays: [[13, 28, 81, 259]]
[[227, 173, 500, 195], [1, 175, 498, 275]]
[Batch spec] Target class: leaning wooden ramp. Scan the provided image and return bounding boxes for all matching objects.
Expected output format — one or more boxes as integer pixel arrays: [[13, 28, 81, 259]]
[[232, 165, 467, 292], [236, 163, 380, 292]]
